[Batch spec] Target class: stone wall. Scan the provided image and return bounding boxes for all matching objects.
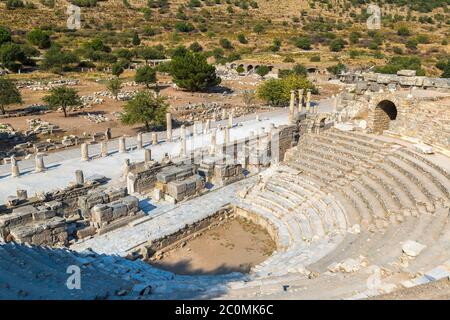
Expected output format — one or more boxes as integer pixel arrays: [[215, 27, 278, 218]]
[[388, 98, 450, 149]]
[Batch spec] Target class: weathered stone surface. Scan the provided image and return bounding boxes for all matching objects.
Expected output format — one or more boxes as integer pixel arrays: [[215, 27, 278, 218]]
[[402, 240, 426, 257]]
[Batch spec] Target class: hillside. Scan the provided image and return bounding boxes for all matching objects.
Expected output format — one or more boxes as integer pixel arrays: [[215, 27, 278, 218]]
[[0, 0, 449, 76]]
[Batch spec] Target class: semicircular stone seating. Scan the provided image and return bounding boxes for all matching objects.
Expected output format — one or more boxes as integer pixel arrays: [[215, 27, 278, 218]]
[[1, 128, 449, 300], [221, 128, 450, 299]]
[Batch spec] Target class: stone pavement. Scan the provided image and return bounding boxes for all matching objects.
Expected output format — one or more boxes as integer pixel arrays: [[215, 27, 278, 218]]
[[0, 110, 290, 203], [71, 175, 259, 256]]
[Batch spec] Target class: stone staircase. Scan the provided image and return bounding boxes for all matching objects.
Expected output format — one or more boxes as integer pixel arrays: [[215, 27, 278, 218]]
[[219, 129, 450, 299], [1, 128, 450, 300]]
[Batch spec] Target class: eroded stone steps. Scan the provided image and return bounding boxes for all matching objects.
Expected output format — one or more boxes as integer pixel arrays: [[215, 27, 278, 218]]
[[326, 129, 391, 149], [291, 157, 344, 180], [297, 152, 353, 176], [297, 145, 358, 169], [238, 201, 292, 248], [377, 162, 433, 213], [287, 161, 336, 186], [387, 155, 446, 202], [364, 170, 405, 212], [392, 150, 450, 201], [400, 148, 450, 181], [350, 180, 388, 220], [313, 134, 381, 156], [331, 191, 362, 226], [301, 138, 380, 162], [369, 166, 416, 210], [323, 130, 386, 152], [404, 207, 450, 274], [340, 185, 374, 227]]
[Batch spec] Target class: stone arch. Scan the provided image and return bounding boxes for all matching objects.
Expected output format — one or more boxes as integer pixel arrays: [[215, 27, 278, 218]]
[[369, 98, 399, 134], [247, 65, 254, 72]]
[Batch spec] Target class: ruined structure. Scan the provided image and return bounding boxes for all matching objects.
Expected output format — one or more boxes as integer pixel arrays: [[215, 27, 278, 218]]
[[0, 89, 449, 300]]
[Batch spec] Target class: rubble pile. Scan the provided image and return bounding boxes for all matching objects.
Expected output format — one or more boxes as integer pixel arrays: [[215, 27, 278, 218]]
[[175, 102, 258, 121], [16, 79, 80, 90], [27, 118, 61, 135], [82, 113, 110, 123]]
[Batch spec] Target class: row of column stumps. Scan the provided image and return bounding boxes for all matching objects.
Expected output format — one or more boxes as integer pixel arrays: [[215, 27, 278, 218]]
[[288, 89, 313, 124], [8, 109, 265, 177]]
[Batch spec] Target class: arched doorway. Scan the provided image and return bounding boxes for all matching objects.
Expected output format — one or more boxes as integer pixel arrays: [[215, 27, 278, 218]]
[[247, 65, 254, 72], [372, 100, 397, 134]]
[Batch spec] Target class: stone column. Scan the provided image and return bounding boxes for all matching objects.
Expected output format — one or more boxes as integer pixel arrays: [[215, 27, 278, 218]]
[[75, 170, 84, 185], [228, 114, 233, 128], [34, 153, 45, 173], [224, 126, 230, 144], [11, 156, 20, 177], [306, 90, 311, 113], [332, 94, 338, 113], [81, 143, 89, 161], [256, 115, 260, 122], [166, 112, 172, 142], [101, 141, 108, 157], [210, 128, 217, 155], [298, 89, 304, 112], [144, 149, 152, 163], [288, 90, 295, 124], [119, 136, 126, 153], [123, 159, 130, 177], [180, 125, 186, 156], [152, 132, 158, 145], [233, 139, 238, 161], [222, 108, 227, 120], [137, 133, 143, 149], [206, 119, 211, 130]]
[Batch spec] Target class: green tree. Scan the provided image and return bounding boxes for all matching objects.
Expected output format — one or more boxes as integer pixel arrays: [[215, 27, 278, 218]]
[[106, 78, 122, 99], [397, 26, 411, 36], [295, 36, 311, 50], [189, 42, 203, 52], [132, 32, 141, 46], [169, 51, 221, 92], [255, 65, 270, 78], [121, 91, 168, 130], [27, 28, 51, 49], [0, 43, 31, 72], [256, 74, 316, 106], [237, 33, 248, 44], [0, 27, 12, 46], [135, 65, 157, 88], [112, 61, 125, 77], [0, 77, 22, 114], [43, 86, 80, 117], [329, 38, 345, 52], [219, 38, 233, 49], [41, 44, 79, 73], [327, 63, 346, 75]]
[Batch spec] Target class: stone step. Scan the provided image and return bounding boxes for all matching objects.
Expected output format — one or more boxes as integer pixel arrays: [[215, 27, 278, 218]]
[[331, 190, 362, 226], [393, 151, 450, 201], [370, 166, 416, 209], [313, 134, 380, 156], [388, 155, 445, 202], [377, 162, 433, 213], [351, 180, 387, 221], [341, 185, 374, 228], [324, 130, 386, 151]]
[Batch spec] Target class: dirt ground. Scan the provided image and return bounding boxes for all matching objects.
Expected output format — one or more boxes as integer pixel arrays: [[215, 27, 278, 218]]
[[370, 278, 450, 300], [3, 71, 341, 141], [149, 217, 276, 275]]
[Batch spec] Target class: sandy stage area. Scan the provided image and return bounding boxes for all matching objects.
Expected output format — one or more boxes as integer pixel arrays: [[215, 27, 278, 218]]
[[149, 217, 276, 275]]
